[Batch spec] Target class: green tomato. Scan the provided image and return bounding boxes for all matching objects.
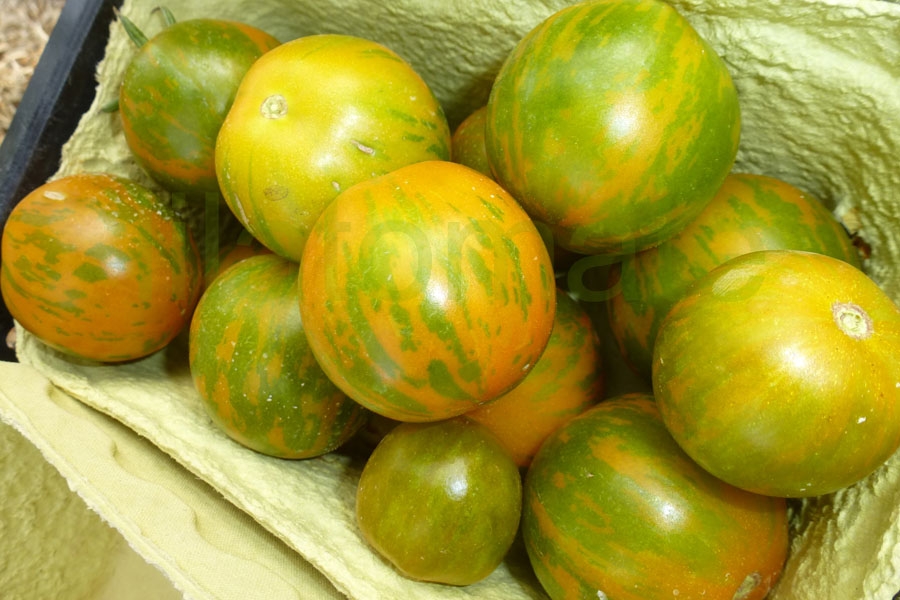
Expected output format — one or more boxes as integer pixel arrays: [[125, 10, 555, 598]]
[[355, 417, 522, 586], [119, 17, 280, 194]]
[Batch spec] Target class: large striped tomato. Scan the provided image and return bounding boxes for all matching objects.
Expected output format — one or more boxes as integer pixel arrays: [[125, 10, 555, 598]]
[[608, 172, 861, 379], [466, 289, 603, 467], [119, 16, 279, 194], [485, 0, 740, 256], [523, 393, 789, 600], [0, 173, 201, 362], [216, 33, 451, 262], [189, 254, 367, 459], [298, 160, 556, 422], [356, 417, 522, 585], [653, 250, 900, 497]]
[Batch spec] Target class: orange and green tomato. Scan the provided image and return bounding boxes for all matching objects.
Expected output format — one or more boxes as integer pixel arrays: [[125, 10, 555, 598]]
[[204, 230, 273, 285], [215, 33, 451, 262], [0, 173, 201, 362], [608, 172, 862, 379], [485, 0, 740, 256], [119, 18, 279, 194], [356, 417, 522, 586], [523, 393, 789, 600], [298, 160, 557, 422], [653, 250, 900, 497], [450, 104, 492, 177], [189, 254, 367, 459], [466, 289, 603, 467]]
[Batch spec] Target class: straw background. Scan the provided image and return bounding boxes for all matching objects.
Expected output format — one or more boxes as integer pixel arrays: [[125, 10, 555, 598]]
[[0, 0, 66, 145]]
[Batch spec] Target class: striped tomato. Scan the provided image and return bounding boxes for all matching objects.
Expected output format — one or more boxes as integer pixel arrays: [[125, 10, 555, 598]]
[[449, 106, 586, 284], [466, 289, 603, 467], [189, 254, 368, 459], [298, 160, 556, 422], [653, 250, 900, 497], [485, 0, 740, 256], [216, 33, 451, 261], [356, 417, 522, 585], [119, 16, 279, 194], [0, 173, 201, 362], [608, 172, 862, 379], [523, 393, 789, 600], [205, 230, 273, 285], [450, 104, 492, 177]]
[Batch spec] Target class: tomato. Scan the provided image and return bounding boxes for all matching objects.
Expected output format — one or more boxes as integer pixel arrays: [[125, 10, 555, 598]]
[[653, 249, 900, 497], [450, 104, 492, 177], [0, 173, 201, 362], [298, 160, 556, 422], [523, 393, 789, 600], [119, 15, 279, 194], [466, 289, 604, 467], [608, 172, 862, 379], [215, 33, 451, 262], [189, 254, 367, 458], [485, 0, 740, 256], [205, 229, 273, 285], [356, 417, 522, 585]]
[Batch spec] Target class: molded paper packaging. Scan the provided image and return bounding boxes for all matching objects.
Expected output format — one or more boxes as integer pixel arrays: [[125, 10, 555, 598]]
[[6, 0, 900, 598]]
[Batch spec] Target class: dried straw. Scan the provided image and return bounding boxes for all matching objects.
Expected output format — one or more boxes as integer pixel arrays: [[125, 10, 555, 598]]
[[0, 0, 66, 145]]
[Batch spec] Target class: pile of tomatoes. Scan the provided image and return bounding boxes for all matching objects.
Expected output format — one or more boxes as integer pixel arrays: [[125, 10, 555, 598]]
[[3, 1, 900, 599]]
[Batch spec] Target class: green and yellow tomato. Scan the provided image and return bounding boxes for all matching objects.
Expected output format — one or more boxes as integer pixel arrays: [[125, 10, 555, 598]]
[[216, 33, 451, 261], [523, 393, 789, 600], [356, 417, 522, 585], [1, 173, 201, 362], [119, 17, 279, 194], [298, 160, 556, 422], [189, 254, 367, 458], [653, 250, 900, 497], [608, 172, 861, 379], [485, 0, 740, 256]]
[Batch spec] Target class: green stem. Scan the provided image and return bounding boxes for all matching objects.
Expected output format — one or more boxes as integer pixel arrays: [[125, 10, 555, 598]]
[[99, 98, 120, 113], [116, 10, 149, 48], [153, 6, 178, 27]]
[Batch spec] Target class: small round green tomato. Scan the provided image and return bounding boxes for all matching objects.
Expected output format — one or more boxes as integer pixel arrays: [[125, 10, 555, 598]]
[[120, 18, 280, 194], [355, 417, 522, 586]]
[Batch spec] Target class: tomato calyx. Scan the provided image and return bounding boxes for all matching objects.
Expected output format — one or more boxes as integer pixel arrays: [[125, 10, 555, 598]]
[[116, 5, 177, 48]]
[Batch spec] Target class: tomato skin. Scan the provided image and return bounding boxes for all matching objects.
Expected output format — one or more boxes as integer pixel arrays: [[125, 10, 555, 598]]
[[450, 105, 492, 177], [485, 0, 740, 256], [205, 232, 273, 285], [216, 33, 451, 262], [356, 417, 522, 586], [298, 160, 556, 422], [466, 289, 603, 467], [189, 254, 367, 458], [0, 173, 201, 362], [608, 172, 862, 379], [653, 249, 900, 497], [523, 393, 789, 600], [120, 18, 280, 194]]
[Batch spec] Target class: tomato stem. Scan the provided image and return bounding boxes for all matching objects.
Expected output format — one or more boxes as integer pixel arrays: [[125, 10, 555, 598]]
[[152, 6, 178, 27], [99, 98, 120, 113], [116, 10, 149, 48], [832, 301, 874, 340]]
